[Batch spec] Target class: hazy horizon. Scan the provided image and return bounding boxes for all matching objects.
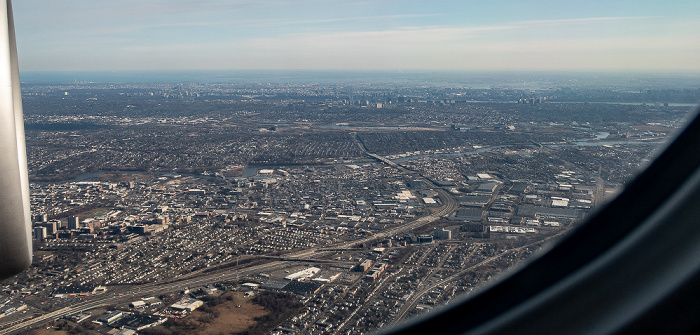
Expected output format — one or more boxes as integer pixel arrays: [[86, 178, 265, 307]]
[[12, 1, 700, 72], [16, 69, 700, 92]]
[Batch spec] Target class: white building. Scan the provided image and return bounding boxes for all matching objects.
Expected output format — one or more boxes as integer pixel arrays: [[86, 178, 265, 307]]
[[171, 298, 203, 312], [285, 267, 321, 281]]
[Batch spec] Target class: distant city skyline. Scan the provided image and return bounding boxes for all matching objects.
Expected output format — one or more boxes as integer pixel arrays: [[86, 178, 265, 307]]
[[12, 0, 700, 72]]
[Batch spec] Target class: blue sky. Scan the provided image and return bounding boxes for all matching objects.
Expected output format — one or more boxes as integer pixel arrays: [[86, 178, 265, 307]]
[[11, 0, 700, 71]]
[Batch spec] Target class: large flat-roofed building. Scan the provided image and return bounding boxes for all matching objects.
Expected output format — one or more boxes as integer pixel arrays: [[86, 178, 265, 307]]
[[285, 267, 320, 281], [551, 197, 570, 207], [261, 278, 289, 291], [115, 313, 168, 331], [434, 228, 452, 240], [97, 310, 124, 324], [456, 194, 491, 207], [282, 281, 323, 295], [508, 182, 530, 194], [171, 297, 203, 312], [52, 285, 99, 298], [449, 208, 484, 222], [476, 181, 500, 193], [517, 204, 580, 219], [477, 173, 493, 180]]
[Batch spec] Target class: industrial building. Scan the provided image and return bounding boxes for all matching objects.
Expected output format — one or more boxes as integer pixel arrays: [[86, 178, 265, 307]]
[[285, 267, 320, 281], [434, 228, 452, 240], [170, 297, 203, 312]]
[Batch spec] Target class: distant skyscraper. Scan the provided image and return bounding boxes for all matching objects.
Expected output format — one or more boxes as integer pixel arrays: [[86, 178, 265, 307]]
[[68, 216, 80, 230], [41, 221, 57, 234], [34, 226, 47, 240]]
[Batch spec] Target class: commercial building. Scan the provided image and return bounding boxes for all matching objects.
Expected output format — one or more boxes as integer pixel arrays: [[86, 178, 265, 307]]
[[282, 281, 323, 295], [171, 297, 203, 312], [476, 181, 500, 193], [97, 311, 124, 324], [517, 204, 579, 219], [456, 195, 491, 207], [116, 313, 168, 331], [449, 208, 484, 222], [434, 228, 452, 240], [52, 285, 101, 298], [285, 267, 320, 281]]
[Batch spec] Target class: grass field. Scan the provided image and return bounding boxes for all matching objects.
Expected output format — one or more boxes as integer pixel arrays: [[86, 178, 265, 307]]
[[28, 292, 269, 335]]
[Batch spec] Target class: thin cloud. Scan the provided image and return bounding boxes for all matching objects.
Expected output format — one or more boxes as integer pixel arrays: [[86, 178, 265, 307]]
[[224, 16, 697, 70], [141, 13, 445, 30], [262, 13, 443, 27], [513, 16, 654, 26], [14, 0, 698, 73], [249, 16, 654, 44]]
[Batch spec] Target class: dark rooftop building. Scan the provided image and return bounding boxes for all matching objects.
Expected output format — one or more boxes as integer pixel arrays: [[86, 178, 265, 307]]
[[283, 281, 322, 295], [517, 204, 580, 219], [52, 285, 97, 297], [434, 180, 457, 187], [261, 278, 288, 291], [476, 182, 500, 193], [112, 313, 168, 331], [449, 208, 484, 222], [407, 180, 426, 189], [508, 182, 530, 194], [461, 223, 486, 233]]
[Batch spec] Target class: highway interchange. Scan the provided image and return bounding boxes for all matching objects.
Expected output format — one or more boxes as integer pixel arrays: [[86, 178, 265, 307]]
[[1, 147, 460, 334]]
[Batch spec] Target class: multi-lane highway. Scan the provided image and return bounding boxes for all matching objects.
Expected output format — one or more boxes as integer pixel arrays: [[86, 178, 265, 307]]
[[1, 149, 459, 334]]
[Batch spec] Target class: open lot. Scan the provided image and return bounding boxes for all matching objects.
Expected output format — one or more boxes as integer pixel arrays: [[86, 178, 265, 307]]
[[189, 292, 267, 335]]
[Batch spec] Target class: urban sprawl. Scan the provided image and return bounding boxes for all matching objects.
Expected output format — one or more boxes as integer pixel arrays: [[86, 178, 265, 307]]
[[1, 76, 695, 335]]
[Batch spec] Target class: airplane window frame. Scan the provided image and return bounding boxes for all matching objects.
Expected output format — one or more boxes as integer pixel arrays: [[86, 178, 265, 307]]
[[1, 0, 699, 332]]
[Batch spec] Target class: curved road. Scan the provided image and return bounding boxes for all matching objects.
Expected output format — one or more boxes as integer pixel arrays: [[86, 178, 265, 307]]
[[1, 146, 458, 335]]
